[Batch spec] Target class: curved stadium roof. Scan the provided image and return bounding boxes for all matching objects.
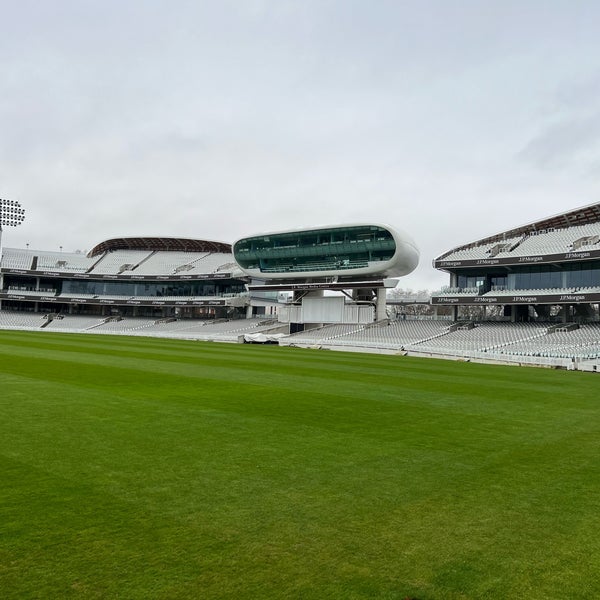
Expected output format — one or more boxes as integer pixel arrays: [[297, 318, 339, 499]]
[[88, 237, 231, 257]]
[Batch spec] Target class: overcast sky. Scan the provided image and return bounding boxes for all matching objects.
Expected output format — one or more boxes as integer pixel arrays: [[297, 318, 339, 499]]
[[2, 0, 600, 290]]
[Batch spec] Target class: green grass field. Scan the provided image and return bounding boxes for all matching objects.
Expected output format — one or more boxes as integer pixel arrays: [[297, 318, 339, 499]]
[[0, 329, 599, 599]]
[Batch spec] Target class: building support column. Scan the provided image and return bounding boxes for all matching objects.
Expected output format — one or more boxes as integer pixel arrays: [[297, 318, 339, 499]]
[[375, 288, 387, 321]]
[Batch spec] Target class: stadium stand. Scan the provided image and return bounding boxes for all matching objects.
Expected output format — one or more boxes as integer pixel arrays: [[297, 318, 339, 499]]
[[13, 314, 282, 341], [90, 250, 154, 274], [0, 237, 248, 322], [431, 202, 600, 334], [2, 206, 600, 370], [0, 248, 34, 270], [436, 223, 600, 263], [35, 251, 97, 272], [129, 251, 210, 275], [44, 315, 107, 331], [406, 322, 547, 355], [0, 311, 47, 329], [181, 253, 237, 274], [492, 323, 600, 359], [6, 287, 50, 296], [281, 324, 365, 345], [508, 223, 600, 257], [316, 320, 450, 349], [91, 318, 159, 334], [440, 237, 521, 262]]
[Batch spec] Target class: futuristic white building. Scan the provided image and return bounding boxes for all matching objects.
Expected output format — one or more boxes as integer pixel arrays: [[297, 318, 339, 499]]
[[234, 223, 419, 324], [233, 223, 419, 280]]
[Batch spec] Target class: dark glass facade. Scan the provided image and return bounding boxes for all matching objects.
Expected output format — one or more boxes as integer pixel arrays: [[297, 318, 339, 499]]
[[234, 225, 396, 273], [456, 261, 600, 291], [2, 276, 246, 298]]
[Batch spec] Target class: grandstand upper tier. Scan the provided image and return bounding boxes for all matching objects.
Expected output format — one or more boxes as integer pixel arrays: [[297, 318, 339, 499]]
[[432, 202, 600, 313], [1, 237, 239, 278], [233, 224, 419, 280], [0, 237, 247, 317], [434, 201, 600, 268]]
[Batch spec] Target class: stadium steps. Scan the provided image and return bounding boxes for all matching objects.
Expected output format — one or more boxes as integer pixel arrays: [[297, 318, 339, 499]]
[[130, 250, 156, 271], [481, 331, 548, 353], [85, 316, 119, 330], [327, 325, 367, 341], [406, 327, 454, 348], [86, 252, 107, 273]]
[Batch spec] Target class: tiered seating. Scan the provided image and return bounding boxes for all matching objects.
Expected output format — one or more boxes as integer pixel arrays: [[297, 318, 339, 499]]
[[93, 318, 157, 333], [284, 324, 366, 345], [58, 293, 99, 299], [1, 306, 599, 368], [5, 287, 49, 296], [148, 320, 209, 334], [510, 231, 577, 256], [408, 322, 547, 355], [35, 252, 96, 272], [2, 246, 236, 277], [89, 251, 153, 274], [0, 248, 34, 270], [197, 319, 275, 334], [0, 311, 46, 328], [181, 253, 236, 274], [335, 320, 451, 348], [494, 323, 600, 359], [503, 223, 600, 257], [132, 252, 210, 275], [45, 316, 106, 331], [153, 319, 280, 341], [440, 223, 600, 262], [440, 241, 506, 262], [486, 288, 568, 296], [130, 295, 223, 302], [432, 287, 479, 296]]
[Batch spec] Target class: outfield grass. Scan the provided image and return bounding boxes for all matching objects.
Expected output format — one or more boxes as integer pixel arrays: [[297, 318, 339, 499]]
[[0, 329, 599, 599]]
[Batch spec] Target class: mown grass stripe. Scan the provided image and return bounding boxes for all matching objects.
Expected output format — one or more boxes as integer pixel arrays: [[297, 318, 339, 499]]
[[1, 330, 598, 599]]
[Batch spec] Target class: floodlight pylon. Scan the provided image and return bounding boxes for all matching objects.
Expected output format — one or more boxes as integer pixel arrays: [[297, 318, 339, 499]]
[[0, 198, 26, 258]]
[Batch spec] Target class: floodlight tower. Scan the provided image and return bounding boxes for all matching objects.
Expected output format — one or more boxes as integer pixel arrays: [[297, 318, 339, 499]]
[[0, 198, 26, 259]]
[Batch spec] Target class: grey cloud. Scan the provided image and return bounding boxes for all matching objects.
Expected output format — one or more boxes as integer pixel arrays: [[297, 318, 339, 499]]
[[3, 1, 600, 291], [517, 115, 600, 170], [552, 73, 600, 113]]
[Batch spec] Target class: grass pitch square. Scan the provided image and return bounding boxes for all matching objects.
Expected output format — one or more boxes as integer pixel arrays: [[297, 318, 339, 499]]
[[0, 329, 599, 599]]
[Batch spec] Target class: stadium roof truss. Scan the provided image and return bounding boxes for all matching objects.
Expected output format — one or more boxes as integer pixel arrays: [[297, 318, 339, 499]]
[[89, 237, 231, 257], [434, 201, 600, 265]]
